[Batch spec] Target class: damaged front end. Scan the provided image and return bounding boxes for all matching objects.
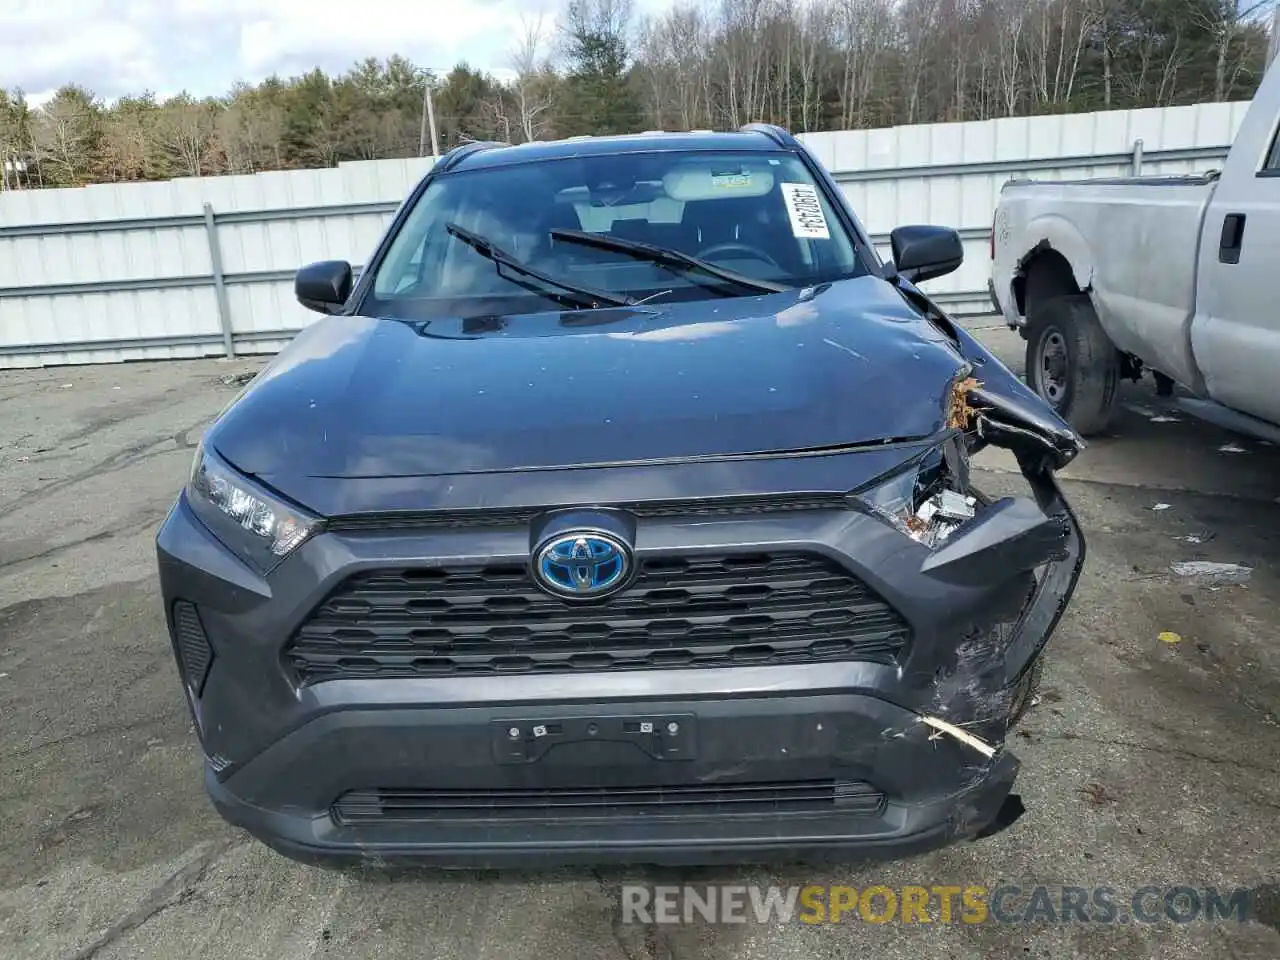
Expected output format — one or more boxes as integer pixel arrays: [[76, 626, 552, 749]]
[[855, 331, 1086, 837]]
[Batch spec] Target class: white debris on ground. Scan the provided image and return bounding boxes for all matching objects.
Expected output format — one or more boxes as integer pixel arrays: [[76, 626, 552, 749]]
[[1218, 442, 1248, 454], [1152, 503, 1172, 511], [1170, 561, 1254, 586]]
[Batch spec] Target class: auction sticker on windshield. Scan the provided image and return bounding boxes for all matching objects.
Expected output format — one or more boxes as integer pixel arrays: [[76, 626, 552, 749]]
[[781, 182, 831, 239]]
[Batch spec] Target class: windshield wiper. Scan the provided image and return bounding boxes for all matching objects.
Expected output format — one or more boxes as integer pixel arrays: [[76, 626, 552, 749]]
[[445, 222, 635, 309], [549, 228, 789, 296]]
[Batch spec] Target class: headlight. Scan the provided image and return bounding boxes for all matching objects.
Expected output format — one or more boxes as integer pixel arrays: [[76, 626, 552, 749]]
[[187, 445, 319, 573], [854, 444, 976, 549]]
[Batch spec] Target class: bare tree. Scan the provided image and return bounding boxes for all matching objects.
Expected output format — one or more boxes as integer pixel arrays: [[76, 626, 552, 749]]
[[900, 0, 944, 123], [634, 16, 672, 127], [483, 95, 515, 142], [835, 0, 894, 128], [1058, 0, 1098, 106], [1194, 0, 1271, 101], [715, 0, 773, 126], [216, 83, 287, 173], [509, 13, 556, 141], [993, 0, 1029, 115], [299, 103, 345, 168], [793, 0, 834, 131], [636, 4, 713, 129], [99, 94, 158, 181], [151, 95, 218, 176], [32, 87, 102, 186], [1023, 0, 1095, 108]]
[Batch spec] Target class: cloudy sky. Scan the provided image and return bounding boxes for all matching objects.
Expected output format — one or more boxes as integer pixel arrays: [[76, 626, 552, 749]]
[[1, 0, 676, 105]]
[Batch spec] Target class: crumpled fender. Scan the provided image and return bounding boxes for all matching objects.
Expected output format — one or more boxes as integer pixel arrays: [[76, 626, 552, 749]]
[[888, 278, 1085, 471], [943, 319, 1086, 472], [948, 323, 1088, 688], [879, 279, 1089, 763], [1017, 214, 1095, 291]]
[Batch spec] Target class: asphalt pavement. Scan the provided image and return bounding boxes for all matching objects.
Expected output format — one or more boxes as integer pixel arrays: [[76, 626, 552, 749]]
[[0, 319, 1277, 959]]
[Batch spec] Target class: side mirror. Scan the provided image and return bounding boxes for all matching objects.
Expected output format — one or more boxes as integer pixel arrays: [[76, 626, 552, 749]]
[[295, 260, 353, 314], [888, 225, 964, 284]]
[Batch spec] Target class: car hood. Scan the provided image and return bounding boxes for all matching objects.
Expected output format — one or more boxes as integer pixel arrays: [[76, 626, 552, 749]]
[[209, 275, 969, 488]]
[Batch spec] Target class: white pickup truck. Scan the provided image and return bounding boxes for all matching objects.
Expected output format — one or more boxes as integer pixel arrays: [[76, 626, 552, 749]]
[[990, 56, 1280, 439]]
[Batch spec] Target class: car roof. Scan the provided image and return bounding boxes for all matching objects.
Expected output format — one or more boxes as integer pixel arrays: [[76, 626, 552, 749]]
[[441, 129, 793, 173]]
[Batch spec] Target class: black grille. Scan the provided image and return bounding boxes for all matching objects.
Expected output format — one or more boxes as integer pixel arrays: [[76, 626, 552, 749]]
[[286, 552, 909, 683], [173, 601, 213, 696], [326, 494, 851, 532], [332, 780, 885, 823]]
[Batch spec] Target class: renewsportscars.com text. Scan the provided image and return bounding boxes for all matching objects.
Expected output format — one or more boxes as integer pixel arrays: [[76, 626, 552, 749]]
[[621, 884, 1257, 926]]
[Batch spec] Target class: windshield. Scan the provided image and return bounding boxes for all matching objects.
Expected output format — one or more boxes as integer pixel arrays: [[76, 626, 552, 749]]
[[364, 149, 867, 321]]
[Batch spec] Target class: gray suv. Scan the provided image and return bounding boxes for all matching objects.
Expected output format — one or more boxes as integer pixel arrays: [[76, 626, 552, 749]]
[[156, 126, 1085, 866]]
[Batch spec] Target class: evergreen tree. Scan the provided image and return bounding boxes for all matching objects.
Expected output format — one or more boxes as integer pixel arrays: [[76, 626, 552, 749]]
[[559, 0, 642, 137]]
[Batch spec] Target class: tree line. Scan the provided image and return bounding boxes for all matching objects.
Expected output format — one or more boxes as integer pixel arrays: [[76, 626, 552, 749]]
[[0, 0, 1271, 190]]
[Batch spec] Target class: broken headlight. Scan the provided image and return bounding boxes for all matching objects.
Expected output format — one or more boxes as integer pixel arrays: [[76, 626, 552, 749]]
[[186, 444, 319, 573], [854, 445, 976, 549]]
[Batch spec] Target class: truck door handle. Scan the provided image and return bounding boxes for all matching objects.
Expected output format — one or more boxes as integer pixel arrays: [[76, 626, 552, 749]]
[[1219, 213, 1246, 264]]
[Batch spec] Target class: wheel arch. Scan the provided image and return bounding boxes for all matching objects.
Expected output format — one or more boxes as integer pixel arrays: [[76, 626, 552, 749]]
[[1012, 215, 1094, 317]]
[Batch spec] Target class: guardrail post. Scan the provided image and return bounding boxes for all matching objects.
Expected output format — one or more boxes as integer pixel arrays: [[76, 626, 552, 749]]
[[202, 202, 235, 359], [1131, 139, 1144, 176]]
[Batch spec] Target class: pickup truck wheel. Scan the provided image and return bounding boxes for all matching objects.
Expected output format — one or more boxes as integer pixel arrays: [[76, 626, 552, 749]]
[[1025, 295, 1120, 435]]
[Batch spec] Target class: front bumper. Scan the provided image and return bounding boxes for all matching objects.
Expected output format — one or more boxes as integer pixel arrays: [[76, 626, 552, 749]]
[[206, 700, 1021, 868], [157, 453, 1083, 868]]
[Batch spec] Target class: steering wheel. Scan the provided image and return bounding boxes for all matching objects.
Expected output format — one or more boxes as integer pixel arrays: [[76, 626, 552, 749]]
[[694, 242, 781, 269]]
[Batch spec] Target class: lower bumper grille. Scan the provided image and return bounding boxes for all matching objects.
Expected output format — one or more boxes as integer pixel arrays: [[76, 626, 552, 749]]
[[333, 780, 886, 823], [286, 551, 909, 683], [173, 600, 213, 697]]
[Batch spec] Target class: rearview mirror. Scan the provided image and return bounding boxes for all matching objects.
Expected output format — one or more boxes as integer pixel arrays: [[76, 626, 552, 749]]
[[295, 260, 353, 314], [888, 225, 964, 284]]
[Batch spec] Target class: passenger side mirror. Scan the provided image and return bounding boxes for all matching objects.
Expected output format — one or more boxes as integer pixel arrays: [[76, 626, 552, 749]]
[[295, 260, 353, 314], [888, 226, 964, 284]]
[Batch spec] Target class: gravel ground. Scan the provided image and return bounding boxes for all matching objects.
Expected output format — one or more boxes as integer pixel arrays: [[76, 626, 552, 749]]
[[0, 320, 1277, 960]]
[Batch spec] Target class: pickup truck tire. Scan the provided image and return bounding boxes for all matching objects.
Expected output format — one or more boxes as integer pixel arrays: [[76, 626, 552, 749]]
[[1024, 295, 1120, 436]]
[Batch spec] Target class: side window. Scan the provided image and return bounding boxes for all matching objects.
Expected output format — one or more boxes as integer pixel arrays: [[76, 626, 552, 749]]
[[373, 184, 450, 297], [1262, 119, 1280, 173]]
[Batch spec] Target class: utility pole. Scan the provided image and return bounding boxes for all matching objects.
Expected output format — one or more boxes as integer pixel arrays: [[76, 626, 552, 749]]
[[419, 74, 440, 159]]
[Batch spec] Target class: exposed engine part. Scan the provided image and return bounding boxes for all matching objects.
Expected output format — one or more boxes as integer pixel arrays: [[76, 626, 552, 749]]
[[911, 488, 978, 547]]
